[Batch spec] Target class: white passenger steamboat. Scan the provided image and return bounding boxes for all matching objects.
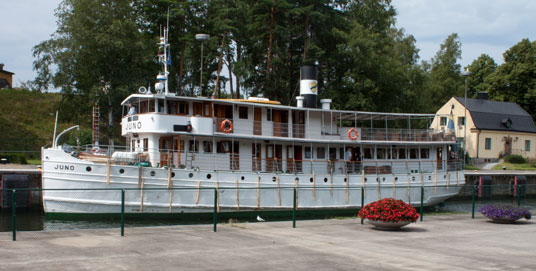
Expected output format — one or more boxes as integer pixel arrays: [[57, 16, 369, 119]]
[[41, 27, 464, 214]]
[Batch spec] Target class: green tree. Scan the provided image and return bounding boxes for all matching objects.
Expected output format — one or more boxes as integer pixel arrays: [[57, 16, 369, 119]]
[[32, 0, 154, 135], [426, 33, 463, 110], [465, 54, 497, 97], [488, 39, 536, 118]]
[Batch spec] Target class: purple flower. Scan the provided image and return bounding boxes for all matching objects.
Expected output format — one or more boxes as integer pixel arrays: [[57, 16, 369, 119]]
[[479, 205, 532, 220]]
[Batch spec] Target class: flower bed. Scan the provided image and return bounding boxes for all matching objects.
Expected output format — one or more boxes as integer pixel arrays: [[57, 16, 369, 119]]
[[358, 198, 419, 223], [479, 205, 532, 221]]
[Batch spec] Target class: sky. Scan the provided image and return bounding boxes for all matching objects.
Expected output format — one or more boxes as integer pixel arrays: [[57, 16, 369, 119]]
[[1, 0, 536, 88]]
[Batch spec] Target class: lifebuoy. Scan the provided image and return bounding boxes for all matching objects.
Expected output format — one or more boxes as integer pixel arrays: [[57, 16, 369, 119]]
[[348, 128, 358, 140], [221, 119, 233, 133]]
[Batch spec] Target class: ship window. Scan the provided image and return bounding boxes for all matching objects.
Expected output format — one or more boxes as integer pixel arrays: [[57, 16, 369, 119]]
[[189, 140, 199, 153], [329, 148, 337, 160], [398, 148, 406, 159], [339, 148, 345, 159], [364, 147, 373, 159], [143, 138, 148, 152], [180, 140, 184, 151], [167, 101, 177, 114], [377, 148, 386, 159], [178, 101, 189, 115], [131, 139, 136, 151], [267, 108, 272, 121], [193, 102, 203, 116], [239, 107, 248, 119], [203, 141, 213, 153], [304, 147, 312, 159], [317, 147, 325, 159], [440, 117, 447, 126], [420, 148, 429, 159], [409, 148, 418, 159]]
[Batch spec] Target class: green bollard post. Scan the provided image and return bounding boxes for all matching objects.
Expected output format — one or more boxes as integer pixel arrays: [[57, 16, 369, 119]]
[[12, 189, 16, 241], [471, 185, 476, 219], [517, 184, 521, 207], [213, 189, 218, 232], [420, 186, 424, 222], [292, 188, 296, 228], [121, 189, 125, 237], [361, 187, 364, 225]]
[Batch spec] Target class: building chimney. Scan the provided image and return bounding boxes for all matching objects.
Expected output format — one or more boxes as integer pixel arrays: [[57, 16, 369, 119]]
[[476, 92, 488, 100], [299, 65, 318, 108], [0, 63, 4, 70]]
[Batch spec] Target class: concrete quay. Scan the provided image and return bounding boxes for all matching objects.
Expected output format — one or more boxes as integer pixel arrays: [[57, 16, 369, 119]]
[[0, 214, 534, 271]]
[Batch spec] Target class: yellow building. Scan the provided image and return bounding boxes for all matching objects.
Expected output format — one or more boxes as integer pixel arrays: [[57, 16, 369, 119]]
[[0, 63, 14, 89], [431, 93, 536, 162]]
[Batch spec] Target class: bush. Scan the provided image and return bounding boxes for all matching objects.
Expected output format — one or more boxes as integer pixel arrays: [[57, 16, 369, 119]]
[[0, 153, 28, 164], [504, 155, 526, 164]]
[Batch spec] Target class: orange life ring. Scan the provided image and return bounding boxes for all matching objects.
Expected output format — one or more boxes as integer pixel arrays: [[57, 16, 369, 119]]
[[348, 128, 358, 140], [221, 119, 233, 133]]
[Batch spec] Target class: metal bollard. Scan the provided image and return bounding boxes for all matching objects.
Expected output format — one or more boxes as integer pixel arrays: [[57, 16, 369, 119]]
[[361, 187, 364, 225], [471, 185, 476, 219]]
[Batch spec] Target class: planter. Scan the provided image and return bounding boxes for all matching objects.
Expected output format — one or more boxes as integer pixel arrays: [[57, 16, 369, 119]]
[[487, 217, 521, 224], [367, 220, 411, 230]]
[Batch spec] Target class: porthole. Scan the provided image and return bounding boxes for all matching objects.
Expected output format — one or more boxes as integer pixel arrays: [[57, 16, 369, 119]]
[[188, 173, 194, 178], [45, 156, 49, 160], [241, 176, 245, 181], [207, 174, 212, 179], [344, 178, 347, 183], [272, 177, 277, 182], [150, 171, 155, 177], [376, 177, 380, 182], [119, 169, 125, 174], [310, 177, 314, 183], [324, 177, 328, 183], [171, 172, 175, 178], [364, 178, 367, 182], [412, 176, 416, 181], [394, 177, 398, 181], [295, 177, 299, 182], [428, 176, 432, 181], [86, 166, 92, 172], [382, 177, 386, 182], [444, 175, 447, 179]]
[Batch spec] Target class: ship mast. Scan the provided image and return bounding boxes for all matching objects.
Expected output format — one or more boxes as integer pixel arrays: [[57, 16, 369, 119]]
[[156, 20, 170, 95]]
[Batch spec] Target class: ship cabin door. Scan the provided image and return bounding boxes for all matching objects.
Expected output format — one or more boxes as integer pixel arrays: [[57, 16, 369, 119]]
[[436, 147, 443, 170], [273, 110, 282, 137], [287, 146, 302, 173], [265, 145, 282, 172], [292, 111, 305, 138], [254, 108, 262, 135], [215, 104, 232, 132], [252, 143, 261, 171], [159, 136, 180, 168]]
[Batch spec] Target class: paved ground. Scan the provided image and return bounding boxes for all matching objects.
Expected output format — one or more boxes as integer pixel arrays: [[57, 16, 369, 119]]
[[0, 214, 534, 270]]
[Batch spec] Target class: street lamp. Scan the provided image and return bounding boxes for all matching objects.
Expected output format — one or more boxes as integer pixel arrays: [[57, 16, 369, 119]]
[[461, 68, 472, 168], [195, 33, 210, 96]]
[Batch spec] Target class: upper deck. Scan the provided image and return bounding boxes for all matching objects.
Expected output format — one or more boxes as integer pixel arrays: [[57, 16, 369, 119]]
[[121, 94, 456, 144]]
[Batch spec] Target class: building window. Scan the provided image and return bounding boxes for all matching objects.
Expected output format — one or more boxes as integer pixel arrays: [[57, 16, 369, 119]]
[[239, 107, 248, 119], [525, 140, 531, 151], [304, 147, 311, 159], [143, 138, 148, 152], [317, 147, 325, 159], [458, 117, 465, 126], [485, 138, 491, 150], [440, 117, 447, 126]]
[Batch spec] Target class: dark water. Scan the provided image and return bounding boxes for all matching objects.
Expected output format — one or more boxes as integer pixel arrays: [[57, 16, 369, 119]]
[[1, 198, 535, 232]]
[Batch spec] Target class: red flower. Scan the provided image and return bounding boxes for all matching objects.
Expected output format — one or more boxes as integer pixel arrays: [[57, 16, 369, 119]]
[[357, 198, 419, 223]]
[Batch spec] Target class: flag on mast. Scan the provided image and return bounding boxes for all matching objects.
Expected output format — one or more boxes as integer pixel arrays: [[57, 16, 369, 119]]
[[447, 108, 455, 134]]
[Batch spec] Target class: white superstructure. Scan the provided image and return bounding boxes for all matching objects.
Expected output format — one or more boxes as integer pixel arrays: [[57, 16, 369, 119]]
[[41, 26, 464, 214]]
